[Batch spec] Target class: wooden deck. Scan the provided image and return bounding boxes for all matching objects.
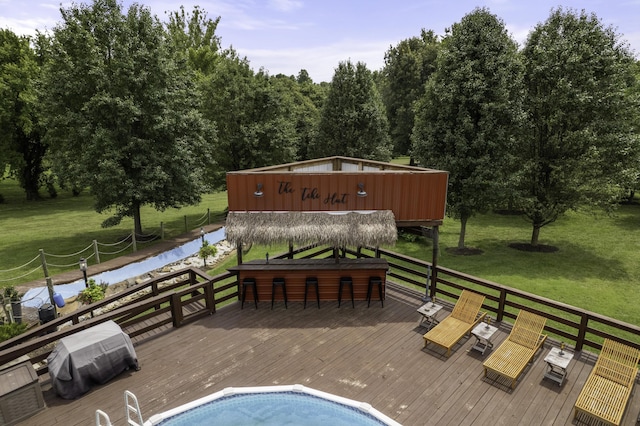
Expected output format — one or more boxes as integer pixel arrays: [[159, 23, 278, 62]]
[[19, 283, 640, 426]]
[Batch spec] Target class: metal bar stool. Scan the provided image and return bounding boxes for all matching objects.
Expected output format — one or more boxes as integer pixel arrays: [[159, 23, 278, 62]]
[[338, 276, 354, 308], [304, 277, 320, 309], [367, 276, 384, 307], [271, 277, 287, 309], [241, 277, 258, 309]]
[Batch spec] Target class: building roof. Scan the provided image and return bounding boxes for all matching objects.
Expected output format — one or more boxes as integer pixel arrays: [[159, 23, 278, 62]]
[[225, 210, 397, 247]]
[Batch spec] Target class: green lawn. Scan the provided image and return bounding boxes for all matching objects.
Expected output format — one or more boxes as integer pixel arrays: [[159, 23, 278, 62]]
[[1, 176, 639, 328], [0, 178, 228, 280]]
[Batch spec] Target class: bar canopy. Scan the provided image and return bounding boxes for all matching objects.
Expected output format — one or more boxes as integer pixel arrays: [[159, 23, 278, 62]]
[[225, 210, 397, 247]]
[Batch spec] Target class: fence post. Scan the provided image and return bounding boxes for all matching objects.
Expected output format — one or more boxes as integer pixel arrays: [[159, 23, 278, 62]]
[[93, 240, 101, 264], [39, 249, 49, 279], [171, 293, 183, 327], [430, 226, 439, 300], [132, 231, 137, 252], [207, 208, 210, 225], [160, 222, 164, 240], [45, 277, 56, 316], [576, 314, 588, 351], [496, 289, 507, 322]]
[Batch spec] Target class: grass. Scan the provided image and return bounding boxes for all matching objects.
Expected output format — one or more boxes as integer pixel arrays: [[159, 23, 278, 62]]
[[2, 175, 639, 329], [0, 178, 228, 282]]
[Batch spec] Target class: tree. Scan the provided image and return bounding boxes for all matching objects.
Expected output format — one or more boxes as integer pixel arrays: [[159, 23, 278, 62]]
[[518, 8, 640, 246], [165, 5, 221, 76], [381, 29, 439, 159], [198, 51, 298, 185], [40, 0, 215, 235], [311, 60, 392, 160], [412, 8, 523, 250], [0, 29, 47, 200]]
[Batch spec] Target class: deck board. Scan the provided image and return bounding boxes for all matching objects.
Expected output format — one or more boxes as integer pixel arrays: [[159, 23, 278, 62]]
[[18, 283, 640, 426]]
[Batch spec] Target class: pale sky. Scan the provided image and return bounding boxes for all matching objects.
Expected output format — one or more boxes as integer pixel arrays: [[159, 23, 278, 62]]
[[1, 0, 639, 82]]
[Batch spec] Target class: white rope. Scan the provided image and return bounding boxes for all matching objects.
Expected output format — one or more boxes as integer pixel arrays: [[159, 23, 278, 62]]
[[96, 234, 133, 247], [0, 265, 41, 282], [0, 254, 40, 273], [44, 242, 93, 258], [98, 241, 134, 255]]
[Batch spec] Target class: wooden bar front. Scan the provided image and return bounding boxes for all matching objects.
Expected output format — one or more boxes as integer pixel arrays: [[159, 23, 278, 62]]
[[228, 258, 389, 304]]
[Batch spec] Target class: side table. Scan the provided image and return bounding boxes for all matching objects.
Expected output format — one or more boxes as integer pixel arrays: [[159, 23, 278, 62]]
[[543, 346, 573, 386], [417, 302, 443, 330], [471, 322, 498, 355]]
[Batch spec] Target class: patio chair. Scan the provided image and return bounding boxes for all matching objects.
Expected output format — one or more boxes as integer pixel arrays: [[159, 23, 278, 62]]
[[573, 338, 640, 426], [423, 290, 486, 357], [482, 309, 547, 389]]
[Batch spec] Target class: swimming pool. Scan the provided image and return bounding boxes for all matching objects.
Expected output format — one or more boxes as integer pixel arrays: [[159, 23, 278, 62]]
[[144, 385, 401, 426]]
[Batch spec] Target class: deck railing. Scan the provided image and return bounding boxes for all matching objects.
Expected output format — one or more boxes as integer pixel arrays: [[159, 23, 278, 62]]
[[369, 246, 640, 353], [1, 244, 638, 374]]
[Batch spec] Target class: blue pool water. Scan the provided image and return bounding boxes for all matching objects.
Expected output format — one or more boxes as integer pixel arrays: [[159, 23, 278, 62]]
[[157, 392, 389, 426]]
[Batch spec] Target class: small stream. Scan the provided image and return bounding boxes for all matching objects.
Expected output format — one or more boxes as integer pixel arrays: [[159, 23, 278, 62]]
[[23, 228, 226, 307]]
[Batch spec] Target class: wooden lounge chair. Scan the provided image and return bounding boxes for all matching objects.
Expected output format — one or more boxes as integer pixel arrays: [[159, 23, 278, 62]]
[[574, 338, 640, 426], [482, 309, 547, 389], [423, 290, 486, 357]]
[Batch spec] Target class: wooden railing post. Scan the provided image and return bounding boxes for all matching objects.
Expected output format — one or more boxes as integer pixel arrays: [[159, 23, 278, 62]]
[[430, 226, 439, 299], [496, 289, 507, 322], [171, 294, 183, 328], [576, 314, 589, 351], [204, 282, 215, 314]]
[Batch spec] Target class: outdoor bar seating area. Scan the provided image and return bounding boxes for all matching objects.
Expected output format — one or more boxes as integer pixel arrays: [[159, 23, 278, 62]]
[[229, 258, 389, 308], [224, 156, 449, 313]]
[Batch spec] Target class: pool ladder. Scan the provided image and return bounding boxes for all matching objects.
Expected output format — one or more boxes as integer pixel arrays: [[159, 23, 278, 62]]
[[95, 390, 144, 426]]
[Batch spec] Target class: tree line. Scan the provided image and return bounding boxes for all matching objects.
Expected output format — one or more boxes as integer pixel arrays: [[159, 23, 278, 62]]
[[1, 1, 638, 249]]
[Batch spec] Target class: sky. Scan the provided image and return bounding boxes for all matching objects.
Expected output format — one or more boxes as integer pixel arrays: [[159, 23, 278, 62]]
[[1, 0, 639, 83]]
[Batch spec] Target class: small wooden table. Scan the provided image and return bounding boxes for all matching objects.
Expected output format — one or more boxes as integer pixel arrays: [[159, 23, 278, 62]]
[[543, 346, 573, 386], [417, 302, 443, 330], [471, 322, 498, 355]]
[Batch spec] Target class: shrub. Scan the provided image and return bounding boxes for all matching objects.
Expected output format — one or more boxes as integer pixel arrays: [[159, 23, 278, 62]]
[[198, 240, 218, 266], [0, 322, 28, 342], [77, 279, 108, 304]]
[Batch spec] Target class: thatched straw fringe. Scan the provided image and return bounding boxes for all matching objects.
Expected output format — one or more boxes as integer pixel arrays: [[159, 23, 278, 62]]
[[225, 210, 398, 247]]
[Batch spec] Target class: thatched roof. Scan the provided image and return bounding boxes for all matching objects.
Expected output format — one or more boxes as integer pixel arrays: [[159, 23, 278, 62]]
[[225, 210, 397, 247]]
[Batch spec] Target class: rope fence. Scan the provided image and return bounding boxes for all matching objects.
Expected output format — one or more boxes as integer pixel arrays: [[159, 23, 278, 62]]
[[0, 209, 216, 286]]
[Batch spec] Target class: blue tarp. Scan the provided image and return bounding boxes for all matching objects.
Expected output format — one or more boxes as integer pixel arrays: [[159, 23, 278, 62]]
[[23, 228, 226, 307]]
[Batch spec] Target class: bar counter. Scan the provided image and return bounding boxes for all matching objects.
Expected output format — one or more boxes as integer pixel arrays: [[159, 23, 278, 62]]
[[228, 258, 389, 305]]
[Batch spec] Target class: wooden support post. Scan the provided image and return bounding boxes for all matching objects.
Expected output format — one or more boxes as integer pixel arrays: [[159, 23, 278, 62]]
[[39, 249, 49, 279], [430, 225, 439, 299], [93, 240, 100, 264]]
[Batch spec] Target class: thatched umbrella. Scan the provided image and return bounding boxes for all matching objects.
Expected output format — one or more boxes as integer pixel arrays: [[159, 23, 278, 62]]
[[225, 210, 397, 248]]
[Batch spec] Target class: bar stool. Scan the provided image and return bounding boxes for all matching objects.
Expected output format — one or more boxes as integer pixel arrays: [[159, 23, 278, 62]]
[[367, 276, 384, 307], [304, 277, 320, 309], [338, 276, 354, 308], [241, 277, 258, 309], [271, 277, 287, 309]]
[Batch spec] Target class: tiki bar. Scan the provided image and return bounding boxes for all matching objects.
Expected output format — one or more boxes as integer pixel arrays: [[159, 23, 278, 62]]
[[225, 156, 449, 308]]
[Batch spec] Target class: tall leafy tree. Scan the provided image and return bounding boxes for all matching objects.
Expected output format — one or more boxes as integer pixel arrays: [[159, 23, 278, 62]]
[[0, 29, 47, 200], [519, 8, 640, 246], [165, 5, 221, 77], [40, 0, 214, 234], [412, 8, 523, 250], [311, 60, 392, 160], [381, 29, 439, 159], [198, 51, 299, 185]]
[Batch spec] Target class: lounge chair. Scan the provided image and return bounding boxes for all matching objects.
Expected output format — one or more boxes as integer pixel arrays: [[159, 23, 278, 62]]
[[574, 338, 640, 426], [423, 290, 486, 357], [482, 309, 547, 389]]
